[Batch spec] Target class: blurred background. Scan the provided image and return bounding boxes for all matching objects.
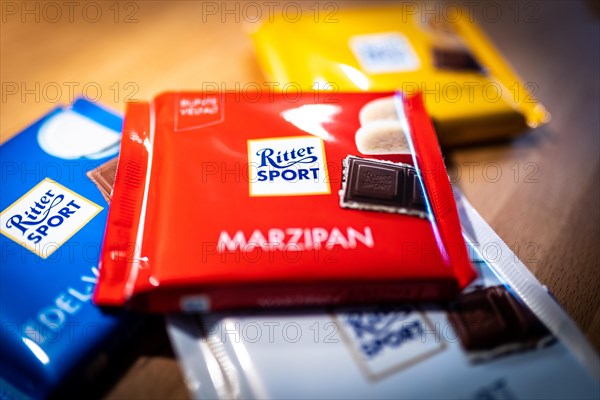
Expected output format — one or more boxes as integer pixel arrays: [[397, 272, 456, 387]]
[[1, 1, 598, 398]]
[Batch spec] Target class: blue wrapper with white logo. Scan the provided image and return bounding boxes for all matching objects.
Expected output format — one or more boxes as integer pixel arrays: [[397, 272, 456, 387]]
[[0, 99, 136, 399], [167, 191, 600, 399]]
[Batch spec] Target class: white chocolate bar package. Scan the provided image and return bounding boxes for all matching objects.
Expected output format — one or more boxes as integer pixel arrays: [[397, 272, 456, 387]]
[[166, 191, 599, 399]]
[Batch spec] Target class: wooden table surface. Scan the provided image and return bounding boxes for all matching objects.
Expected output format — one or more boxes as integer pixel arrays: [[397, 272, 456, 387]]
[[1, 1, 598, 398]]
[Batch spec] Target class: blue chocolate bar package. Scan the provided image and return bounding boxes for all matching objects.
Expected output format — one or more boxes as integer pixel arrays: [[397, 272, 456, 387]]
[[0, 99, 137, 399]]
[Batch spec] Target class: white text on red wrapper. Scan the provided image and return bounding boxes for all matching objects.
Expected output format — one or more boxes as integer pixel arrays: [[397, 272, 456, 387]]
[[217, 226, 374, 252]]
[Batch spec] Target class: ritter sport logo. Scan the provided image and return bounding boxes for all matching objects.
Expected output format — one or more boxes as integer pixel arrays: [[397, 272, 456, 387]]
[[247, 136, 331, 197], [0, 178, 102, 258]]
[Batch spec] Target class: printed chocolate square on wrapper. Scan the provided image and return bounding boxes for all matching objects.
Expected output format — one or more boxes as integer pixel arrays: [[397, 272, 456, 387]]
[[448, 285, 554, 361], [86, 156, 119, 203], [340, 156, 428, 219], [431, 47, 483, 72]]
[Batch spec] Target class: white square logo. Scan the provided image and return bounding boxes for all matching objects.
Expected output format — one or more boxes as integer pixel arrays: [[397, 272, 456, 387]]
[[0, 178, 103, 258], [336, 306, 445, 378], [247, 136, 331, 197], [350, 32, 420, 74]]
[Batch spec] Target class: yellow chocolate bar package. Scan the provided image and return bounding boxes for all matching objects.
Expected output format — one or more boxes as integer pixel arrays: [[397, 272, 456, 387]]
[[250, 5, 549, 146]]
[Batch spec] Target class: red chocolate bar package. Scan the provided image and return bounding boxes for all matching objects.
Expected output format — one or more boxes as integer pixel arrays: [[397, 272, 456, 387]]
[[94, 91, 476, 312]]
